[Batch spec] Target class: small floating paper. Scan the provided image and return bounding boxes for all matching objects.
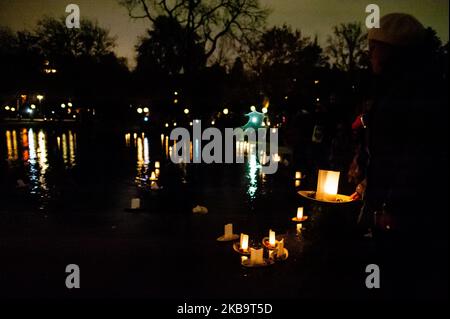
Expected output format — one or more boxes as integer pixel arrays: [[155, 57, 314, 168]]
[[250, 248, 264, 265], [131, 198, 140, 209]]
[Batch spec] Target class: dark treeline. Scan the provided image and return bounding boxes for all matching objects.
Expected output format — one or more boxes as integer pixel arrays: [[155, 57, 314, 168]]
[[0, 0, 448, 128]]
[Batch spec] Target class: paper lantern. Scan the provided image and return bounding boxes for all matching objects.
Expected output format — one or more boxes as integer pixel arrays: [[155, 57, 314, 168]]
[[316, 169, 340, 201]]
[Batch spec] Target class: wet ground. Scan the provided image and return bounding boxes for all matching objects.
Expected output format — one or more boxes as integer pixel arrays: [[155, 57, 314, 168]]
[[0, 125, 445, 301]]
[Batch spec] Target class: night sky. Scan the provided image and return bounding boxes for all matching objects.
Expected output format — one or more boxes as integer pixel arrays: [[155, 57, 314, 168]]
[[1, 0, 448, 68]]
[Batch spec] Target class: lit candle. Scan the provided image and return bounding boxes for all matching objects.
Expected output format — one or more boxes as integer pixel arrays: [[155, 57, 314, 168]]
[[316, 169, 340, 201], [297, 207, 304, 220], [295, 171, 302, 179], [155, 161, 160, 169], [269, 229, 276, 247], [224, 223, 233, 239], [250, 248, 264, 265], [240, 233, 249, 251]]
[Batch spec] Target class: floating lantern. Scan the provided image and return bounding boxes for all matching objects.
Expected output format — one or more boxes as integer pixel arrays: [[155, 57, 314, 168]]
[[155, 168, 160, 177], [292, 207, 308, 222], [250, 248, 264, 265], [316, 169, 340, 201], [240, 233, 249, 252], [131, 198, 140, 209], [155, 161, 160, 169], [295, 171, 302, 179], [269, 230, 276, 247], [295, 180, 301, 187], [224, 223, 233, 239]]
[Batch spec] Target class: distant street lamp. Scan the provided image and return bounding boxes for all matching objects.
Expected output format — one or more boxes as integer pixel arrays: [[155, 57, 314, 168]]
[[143, 107, 149, 113], [68, 102, 73, 107], [61, 103, 66, 108], [184, 108, 189, 114], [262, 107, 268, 114], [37, 95, 44, 102], [250, 105, 256, 112], [137, 107, 143, 114], [30, 104, 36, 109], [4, 106, 10, 111], [223, 108, 229, 115]]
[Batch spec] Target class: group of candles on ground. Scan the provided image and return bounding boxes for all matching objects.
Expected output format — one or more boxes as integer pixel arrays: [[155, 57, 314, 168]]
[[217, 206, 307, 268]]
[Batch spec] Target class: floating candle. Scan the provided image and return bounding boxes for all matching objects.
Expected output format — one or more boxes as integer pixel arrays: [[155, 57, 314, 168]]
[[250, 248, 264, 265], [224, 224, 233, 239], [240, 233, 249, 251], [269, 229, 276, 247], [297, 207, 304, 219]]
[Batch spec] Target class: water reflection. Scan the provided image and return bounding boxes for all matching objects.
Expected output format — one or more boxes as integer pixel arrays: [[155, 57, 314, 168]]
[[134, 133, 151, 186], [245, 143, 261, 201], [3, 127, 78, 205]]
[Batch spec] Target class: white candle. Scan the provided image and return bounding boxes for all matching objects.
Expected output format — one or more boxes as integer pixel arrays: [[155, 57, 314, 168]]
[[297, 207, 304, 219], [224, 223, 233, 239], [269, 229, 276, 246], [131, 198, 140, 209], [250, 248, 264, 265], [240, 233, 249, 251], [295, 171, 302, 179]]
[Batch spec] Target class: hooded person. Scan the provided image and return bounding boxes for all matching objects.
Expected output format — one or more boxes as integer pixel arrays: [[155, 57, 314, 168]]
[[356, 13, 448, 298]]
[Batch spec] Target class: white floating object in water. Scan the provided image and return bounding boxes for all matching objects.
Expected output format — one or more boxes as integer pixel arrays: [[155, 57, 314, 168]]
[[131, 198, 140, 209], [192, 205, 208, 214]]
